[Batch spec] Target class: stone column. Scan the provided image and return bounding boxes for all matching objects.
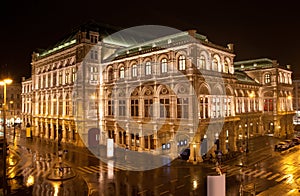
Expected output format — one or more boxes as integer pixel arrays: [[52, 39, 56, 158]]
[[45, 119, 49, 139], [62, 120, 66, 142], [50, 119, 54, 140]]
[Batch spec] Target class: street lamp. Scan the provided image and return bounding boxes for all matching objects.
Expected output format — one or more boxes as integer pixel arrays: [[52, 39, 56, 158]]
[[246, 92, 255, 152], [0, 78, 12, 195]]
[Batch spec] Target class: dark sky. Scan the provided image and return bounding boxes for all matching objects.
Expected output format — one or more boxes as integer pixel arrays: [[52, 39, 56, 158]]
[[1, 0, 300, 82]]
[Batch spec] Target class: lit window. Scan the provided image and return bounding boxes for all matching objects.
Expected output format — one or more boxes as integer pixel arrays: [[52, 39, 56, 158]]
[[178, 55, 186, 71], [212, 58, 218, 71], [119, 67, 125, 79], [145, 62, 151, 75], [161, 58, 168, 73], [90, 66, 98, 81], [199, 55, 206, 69], [224, 60, 229, 73], [132, 64, 137, 77], [265, 74, 271, 84]]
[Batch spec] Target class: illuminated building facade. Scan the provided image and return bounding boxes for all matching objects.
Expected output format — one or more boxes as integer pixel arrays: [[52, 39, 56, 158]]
[[21, 23, 294, 162], [0, 83, 22, 127]]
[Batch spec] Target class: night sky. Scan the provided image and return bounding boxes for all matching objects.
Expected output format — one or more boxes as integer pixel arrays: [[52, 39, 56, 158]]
[[1, 1, 300, 82]]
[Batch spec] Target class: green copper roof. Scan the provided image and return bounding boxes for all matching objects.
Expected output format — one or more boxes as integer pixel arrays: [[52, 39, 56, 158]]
[[234, 71, 258, 84]]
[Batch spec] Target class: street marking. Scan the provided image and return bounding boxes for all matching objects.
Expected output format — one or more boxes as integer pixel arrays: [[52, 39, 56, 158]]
[[275, 175, 288, 182], [176, 184, 185, 189], [170, 179, 178, 183], [160, 190, 169, 195], [253, 170, 266, 178], [76, 167, 93, 174], [138, 190, 147, 195], [267, 173, 280, 180], [246, 170, 258, 176], [260, 171, 273, 178], [243, 169, 252, 174], [83, 166, 98, 173], [90, 166, 101, 171]]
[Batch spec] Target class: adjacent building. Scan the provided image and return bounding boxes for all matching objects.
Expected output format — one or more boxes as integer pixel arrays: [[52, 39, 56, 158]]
[[1, 83, 22, 128], [21, 22, 294, 162]]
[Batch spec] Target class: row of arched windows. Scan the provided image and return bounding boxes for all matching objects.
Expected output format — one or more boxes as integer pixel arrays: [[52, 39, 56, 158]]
[[106, 54, 232, 81]]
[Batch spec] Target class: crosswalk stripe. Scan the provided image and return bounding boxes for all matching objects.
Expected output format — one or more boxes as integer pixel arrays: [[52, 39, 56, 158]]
[[275, 175, 288, 182], [243, 169, 252, 174], [253, 171, 266, 178], [267, 173, 280, 180], [260, 171, 273, 178], [246, 170, 258, 176], [227, 167, 240, 173], [77, 167, 93, 174], [83, 166, 98, 173], [90, 166, 101, 171]]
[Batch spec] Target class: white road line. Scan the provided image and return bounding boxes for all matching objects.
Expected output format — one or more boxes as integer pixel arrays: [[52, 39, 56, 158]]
[[275, 175, 288, 182], [155, 184, 164, 189], [160, 190, 169, 195], [243, 169, 253, 174], [260, 171, 273, 178], [83, 166, 98, 173], [267, 173, 281, 180], [77, 167, 93, 174], [246, 170, 258, 176], [176, 184, 185, 189], [253, 171, 266, 178]]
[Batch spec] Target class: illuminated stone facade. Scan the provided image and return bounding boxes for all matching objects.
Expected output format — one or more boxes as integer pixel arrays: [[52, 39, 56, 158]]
[[21, 23, 294, 162]]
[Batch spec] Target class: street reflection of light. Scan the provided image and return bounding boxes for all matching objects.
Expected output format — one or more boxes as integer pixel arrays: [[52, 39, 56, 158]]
[[286, 174, 294, 184], [53, 182, 60, 196], [26, 175, 34, 187], [288, 189, 297, 193], [193, 180, 198, 189], [9, 157, 15, 166], [107, 160, 114, 179]]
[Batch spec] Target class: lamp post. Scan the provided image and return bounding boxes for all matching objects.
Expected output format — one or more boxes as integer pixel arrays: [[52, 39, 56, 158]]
[[0, 78, 12, 195], [246, 92, 255, 152]]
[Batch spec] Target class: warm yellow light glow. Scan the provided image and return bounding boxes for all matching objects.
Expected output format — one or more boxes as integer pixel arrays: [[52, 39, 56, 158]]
[[193, 180, 198, 189], [53, 182, 60, 196], [249, 91, 255, 98], [26, 175, 34, 186], [4, 79, 12, 84], [286, 174, 294, 184], [9, 157, 15, 166], [287, 95, 292, 100]]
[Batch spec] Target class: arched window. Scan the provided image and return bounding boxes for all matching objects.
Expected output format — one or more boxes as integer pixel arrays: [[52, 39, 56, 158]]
[[178, 55, 186, 71], [108, 68, 114, 82], [132, 64, 137, 77], [199, 55, 206, 69], [212, 58, 218, 71], [161, 58, 168, 73], [145, 61, 151, 75], [224, 60, 229, 73], [264, 73, 271, 84], [119, 67, 125, 79]]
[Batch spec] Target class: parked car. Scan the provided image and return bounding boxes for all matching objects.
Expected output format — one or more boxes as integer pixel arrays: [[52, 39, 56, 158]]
[[178, 148, 190, 160], [275, 142, 289, 151], [292, 137, 300, 145], [283, 139, 294, 148]]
